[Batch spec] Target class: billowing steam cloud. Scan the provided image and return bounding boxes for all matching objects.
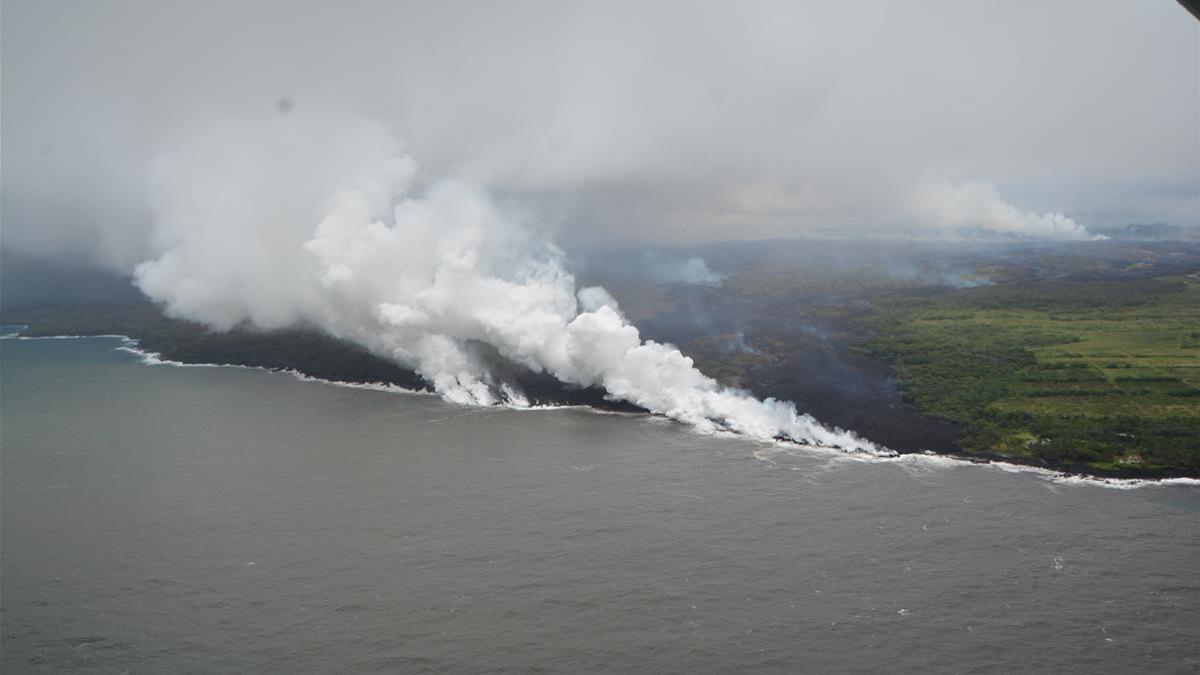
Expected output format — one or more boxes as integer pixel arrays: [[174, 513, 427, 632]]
[[135, 111, 875, 451], [911, 182, 1104, 241]]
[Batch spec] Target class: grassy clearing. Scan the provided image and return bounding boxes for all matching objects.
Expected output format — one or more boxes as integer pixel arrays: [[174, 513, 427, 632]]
[[858, 274, 1200, 471]]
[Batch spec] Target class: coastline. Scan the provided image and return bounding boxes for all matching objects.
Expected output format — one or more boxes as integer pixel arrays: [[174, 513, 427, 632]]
[[4, 325, 1196, 486]]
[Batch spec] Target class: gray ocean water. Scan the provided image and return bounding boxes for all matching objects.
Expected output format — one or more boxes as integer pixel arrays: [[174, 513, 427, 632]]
[[1, 336, 1197, 673]]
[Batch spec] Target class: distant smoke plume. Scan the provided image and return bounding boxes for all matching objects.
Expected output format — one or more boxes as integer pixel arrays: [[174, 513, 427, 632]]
[[912, 182, 1104, 241], [877, 261, 994, 288], [134, 112, 873, 450], [641, 253, 725, 286], [726, 329, 759, 354]]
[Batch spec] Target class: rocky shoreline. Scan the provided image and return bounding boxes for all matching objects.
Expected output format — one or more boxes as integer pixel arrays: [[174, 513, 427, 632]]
[[4, 309, 1195, 481]]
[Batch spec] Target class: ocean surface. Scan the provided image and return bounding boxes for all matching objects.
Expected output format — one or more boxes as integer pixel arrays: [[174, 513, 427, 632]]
[[2, 335, 1198, 672]]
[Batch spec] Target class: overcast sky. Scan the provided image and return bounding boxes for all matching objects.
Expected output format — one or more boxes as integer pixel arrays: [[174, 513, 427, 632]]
[[2, 0, 1197, 268]]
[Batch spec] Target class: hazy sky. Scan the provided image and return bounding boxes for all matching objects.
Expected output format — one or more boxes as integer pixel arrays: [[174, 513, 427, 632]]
[[2, 0, 1197, 268]]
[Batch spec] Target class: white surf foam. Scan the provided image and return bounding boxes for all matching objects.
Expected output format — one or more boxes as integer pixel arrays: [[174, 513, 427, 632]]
[[6, 333, 130, 340], [11, 330, 1198, 490], [754, 442, 1200, 490], [112, 338, 432, 396]]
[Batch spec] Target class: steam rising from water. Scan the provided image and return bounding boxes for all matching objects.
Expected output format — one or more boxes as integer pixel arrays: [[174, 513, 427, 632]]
[[134, 112, 875, 451]]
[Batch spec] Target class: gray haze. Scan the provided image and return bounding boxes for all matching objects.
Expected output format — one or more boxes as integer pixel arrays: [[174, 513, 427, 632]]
[[3, 0, 1197, 268]]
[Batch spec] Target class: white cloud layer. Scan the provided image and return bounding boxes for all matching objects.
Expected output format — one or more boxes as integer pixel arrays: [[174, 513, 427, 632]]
[[2, 0, 1196, 260]]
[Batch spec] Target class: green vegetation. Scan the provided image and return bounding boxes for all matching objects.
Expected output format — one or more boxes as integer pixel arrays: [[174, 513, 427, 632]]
[[5, 240, 1197, 476], [857, 274, 1200, 472]]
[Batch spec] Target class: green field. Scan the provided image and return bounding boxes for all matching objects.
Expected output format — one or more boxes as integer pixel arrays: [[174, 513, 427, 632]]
[[858, 274, 1200, 471]]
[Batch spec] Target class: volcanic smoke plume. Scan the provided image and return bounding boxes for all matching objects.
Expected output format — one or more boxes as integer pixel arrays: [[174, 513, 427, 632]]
[[133, 111, 875, 451]]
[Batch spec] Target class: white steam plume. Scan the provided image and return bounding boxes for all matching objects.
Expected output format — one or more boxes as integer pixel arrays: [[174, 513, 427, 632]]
[[911, 182, 1104, 240], [134, 111, 876, 451]]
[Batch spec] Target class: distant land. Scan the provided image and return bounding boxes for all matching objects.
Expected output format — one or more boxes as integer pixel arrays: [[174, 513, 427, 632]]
[[4, 237, 1198, 478], [1090, 222, 1198, 242], [593, 238, 1200, 478]]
